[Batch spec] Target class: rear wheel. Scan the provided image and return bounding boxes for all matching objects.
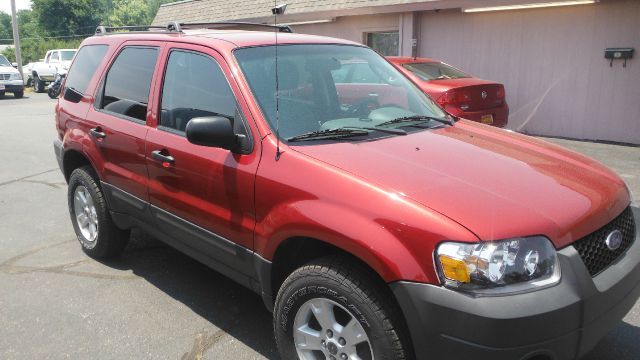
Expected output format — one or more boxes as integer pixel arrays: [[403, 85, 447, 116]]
[[68, 166, 130, 258], [274, 256, 413, 360]]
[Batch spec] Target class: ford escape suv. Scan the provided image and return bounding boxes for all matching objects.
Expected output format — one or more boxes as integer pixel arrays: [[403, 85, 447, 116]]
[[54, 23, 639, 360]]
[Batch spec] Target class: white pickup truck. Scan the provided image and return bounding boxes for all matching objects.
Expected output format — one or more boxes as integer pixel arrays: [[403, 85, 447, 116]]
[[31, 49, 77, 93]]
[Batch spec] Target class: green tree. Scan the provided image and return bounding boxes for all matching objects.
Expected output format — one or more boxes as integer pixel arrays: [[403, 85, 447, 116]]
[[32, 0, 105, 37], [108, 0, 149, 27], [0, 11, 11, 45]]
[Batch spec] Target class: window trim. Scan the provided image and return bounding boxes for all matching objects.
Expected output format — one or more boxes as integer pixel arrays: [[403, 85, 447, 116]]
[[94, 45, 160, 125], [156, 48, 251, 145]]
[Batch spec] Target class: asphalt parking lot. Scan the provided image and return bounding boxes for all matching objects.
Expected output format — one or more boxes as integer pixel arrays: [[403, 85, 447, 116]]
[[1, 92, 639, 359]]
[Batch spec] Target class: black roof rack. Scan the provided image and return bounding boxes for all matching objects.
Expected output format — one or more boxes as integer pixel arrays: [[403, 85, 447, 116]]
[[95, 24, 178, 36], [94, 21, 293, 37], [173, 21, 293, 33]]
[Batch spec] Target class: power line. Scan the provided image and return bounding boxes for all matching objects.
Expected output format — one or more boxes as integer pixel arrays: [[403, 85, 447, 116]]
[[0, 33, 93, 41]]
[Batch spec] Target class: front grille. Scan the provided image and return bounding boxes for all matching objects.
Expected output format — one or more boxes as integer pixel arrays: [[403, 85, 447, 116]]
[[0, 73, 10, 80], [573, 207, 636, 276]]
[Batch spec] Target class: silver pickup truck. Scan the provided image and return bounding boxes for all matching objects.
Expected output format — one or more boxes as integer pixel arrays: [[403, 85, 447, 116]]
[[31, 49, 77, 92]]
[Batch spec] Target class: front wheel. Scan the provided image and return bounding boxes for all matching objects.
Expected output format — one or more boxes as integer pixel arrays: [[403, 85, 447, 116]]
[[274, 256, 413, 360], [68, 166, 130, 259], [33, 74, 45, 93], [14, 90, 24, 99]]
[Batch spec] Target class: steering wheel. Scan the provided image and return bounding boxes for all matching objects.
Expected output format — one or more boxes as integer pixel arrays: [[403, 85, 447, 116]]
[[346, 97, 379, 117]]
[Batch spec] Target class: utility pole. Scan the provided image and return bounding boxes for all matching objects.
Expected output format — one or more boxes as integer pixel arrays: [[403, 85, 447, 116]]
[[10, 0, 24, 80]]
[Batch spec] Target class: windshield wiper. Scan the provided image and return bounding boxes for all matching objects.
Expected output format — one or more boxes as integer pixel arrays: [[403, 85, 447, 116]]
[[377, 115, 454, 127], [341, 126, 407, 135], [287, 128, 370, 142]]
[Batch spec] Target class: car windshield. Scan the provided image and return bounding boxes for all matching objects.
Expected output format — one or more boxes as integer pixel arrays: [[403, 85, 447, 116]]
[[402, 61, 470, 81], [0, 55, 11, 67], [235, 44, 448, 141], [61, 50, 77, 61]]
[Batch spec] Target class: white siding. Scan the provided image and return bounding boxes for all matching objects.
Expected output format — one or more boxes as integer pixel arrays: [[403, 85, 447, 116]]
[[293, 13, 400, 47], [418, 1, 640, 144]]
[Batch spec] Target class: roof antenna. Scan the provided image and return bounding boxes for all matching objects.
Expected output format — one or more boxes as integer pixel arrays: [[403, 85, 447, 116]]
[[272, 3, 287, 161]]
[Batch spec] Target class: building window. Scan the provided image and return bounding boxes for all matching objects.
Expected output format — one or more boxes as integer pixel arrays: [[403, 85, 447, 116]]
[[365, 31, 399, 56]]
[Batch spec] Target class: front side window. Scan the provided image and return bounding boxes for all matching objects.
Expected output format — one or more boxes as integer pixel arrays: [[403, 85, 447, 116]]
[[50, 52, 60, 62], [160, 50, 237, 133], [402, 62, 470, 81], [65, 45, 108, 95], [235, 44, 447, 141], [100, 47, 159, 121]]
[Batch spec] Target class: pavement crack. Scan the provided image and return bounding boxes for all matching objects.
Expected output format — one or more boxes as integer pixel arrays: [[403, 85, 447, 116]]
[[0, 239, 139, 280], [0, 168, 59, 187], [180, 328, 233, 360]]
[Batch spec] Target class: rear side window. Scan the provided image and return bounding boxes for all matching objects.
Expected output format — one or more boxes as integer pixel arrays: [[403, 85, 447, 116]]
[[159, 50, 236, 133], [65, 45, 108, 95], [100, 47, 158, 122]]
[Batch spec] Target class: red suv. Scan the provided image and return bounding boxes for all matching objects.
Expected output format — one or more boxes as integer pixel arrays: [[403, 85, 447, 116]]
[[54, 23, 639, 360]]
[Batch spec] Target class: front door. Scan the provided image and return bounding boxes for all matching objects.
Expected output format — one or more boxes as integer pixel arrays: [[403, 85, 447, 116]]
[[145, 43, 260, 278]]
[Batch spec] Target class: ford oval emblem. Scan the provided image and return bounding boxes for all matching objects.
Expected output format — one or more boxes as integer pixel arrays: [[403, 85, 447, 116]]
[[481, 91, 488, 99], [605, 230, 623, 251]]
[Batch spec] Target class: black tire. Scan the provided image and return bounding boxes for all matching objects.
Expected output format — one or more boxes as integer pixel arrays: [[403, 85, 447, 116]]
[[26, 78, 33, 87], [68, 166, 130, 259], [33, 74, 45, 93], [0, 91, 4, 98], [274, 255, 413, 360], [14, 90, 24, 99]]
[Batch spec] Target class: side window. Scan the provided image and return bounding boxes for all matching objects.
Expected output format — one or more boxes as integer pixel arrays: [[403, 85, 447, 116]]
[[65, 45, 109, 95], [160, 50, 237, 133], [50, 52, 59, 62], [100, 47, 158, 122]]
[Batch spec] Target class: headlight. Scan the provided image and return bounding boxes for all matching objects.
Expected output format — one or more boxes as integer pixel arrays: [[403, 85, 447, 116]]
[[436, 236, 560, 296], [9, 73, 22, 80]]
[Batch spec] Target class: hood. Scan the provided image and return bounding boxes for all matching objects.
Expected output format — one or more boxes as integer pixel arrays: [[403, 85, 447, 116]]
[[0, 65, 19, 74], [292, 120, 630, 247]]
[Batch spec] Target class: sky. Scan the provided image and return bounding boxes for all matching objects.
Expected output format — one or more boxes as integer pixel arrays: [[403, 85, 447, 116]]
[[0, 0, 32, 15]]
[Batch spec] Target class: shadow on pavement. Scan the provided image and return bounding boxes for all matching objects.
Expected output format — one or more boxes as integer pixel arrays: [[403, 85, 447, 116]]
[[100, 229, 279, 360], [583, 322, 640, 360]]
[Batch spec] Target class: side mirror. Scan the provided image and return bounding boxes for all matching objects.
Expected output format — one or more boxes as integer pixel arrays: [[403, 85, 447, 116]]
[[63, 87, 83, 103], [11, 62, 18, 68], [186, 116, 240, 151]]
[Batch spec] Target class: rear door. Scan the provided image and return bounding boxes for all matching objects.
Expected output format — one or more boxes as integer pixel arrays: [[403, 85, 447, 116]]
[[144, 43, 260, 281], [84, 42, 162, 217]]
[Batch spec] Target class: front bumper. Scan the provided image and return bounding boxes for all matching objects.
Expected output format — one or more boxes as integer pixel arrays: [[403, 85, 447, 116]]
[[392, 205, 640, 360], [0, 80, 24, 93]]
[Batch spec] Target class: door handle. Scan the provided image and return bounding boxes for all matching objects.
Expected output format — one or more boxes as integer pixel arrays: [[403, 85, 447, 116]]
[[151, 150, 175, 167], [89, 127, 106, 139]]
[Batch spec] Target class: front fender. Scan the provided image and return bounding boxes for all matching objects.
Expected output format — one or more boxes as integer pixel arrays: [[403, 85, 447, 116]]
[[255, 198, 472, 284]]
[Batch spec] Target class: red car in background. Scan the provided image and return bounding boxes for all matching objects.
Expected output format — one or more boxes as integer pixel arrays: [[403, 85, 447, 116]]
[[388, 56, 509, 128]]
